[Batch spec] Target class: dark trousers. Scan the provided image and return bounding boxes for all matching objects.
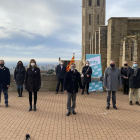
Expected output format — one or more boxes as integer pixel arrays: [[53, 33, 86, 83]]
[[124, 84, 129, 94], [83, 82, 89, 93], [67, 92, 77, 112], [107, 91, 116, 106], [29, 92, 37, 106], [17, 84, 23, 90], [56, 78, 64, 92], [0, 84, 8, 104]]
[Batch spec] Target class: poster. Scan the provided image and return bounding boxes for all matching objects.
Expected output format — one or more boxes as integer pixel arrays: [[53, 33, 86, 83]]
[[86, 54, 103, 92]]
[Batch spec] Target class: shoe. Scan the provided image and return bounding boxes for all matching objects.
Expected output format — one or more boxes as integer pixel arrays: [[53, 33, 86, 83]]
[[66, 112, 71, 116], [113, 106, 117, 110], [106, 106, 110, 109], [61, 92, 63, 94], [55, 92, 58, 94], [123, 92, 125, 95], [129, 101, 133, 105], [135, 101, 140, 106], [5, 104, 8, 107], [87, 92, 89, 95], [28, 105, 32, 111], [72, 110, 76, 115], [81, 91, 84, 95], [34, 105, 37, 111]]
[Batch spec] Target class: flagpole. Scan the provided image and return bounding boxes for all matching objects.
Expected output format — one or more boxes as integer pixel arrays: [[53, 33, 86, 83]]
[[73, 53, 75, 63]]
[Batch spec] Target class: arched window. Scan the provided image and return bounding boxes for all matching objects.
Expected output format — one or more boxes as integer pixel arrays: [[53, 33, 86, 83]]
[[97, 0, 100, 6], [89, 0, 92, 6], [131, 41, 134, 61], [97, 14, 99, 25]]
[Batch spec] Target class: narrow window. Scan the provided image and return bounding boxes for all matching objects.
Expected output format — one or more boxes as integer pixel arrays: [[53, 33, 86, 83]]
[[89, 0, 92, 6], [131, 42, 134, 61], [97, 14, 99, 25], [89, 32, 91, 40], [97, 0, 100, 6], [89, 14, 91, 25]]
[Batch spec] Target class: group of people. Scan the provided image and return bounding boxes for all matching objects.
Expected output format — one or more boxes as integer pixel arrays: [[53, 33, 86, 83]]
[[0, 59, 41, 111], [0, 58, 140, 116], [104, 60, 140, 110]]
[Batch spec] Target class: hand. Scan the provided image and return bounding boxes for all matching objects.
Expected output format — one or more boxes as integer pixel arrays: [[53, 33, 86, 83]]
[[126, 77, 128, 79], [87, 75, 89, 77], [123, 76, 126, 79], [80, 89, 83, 93], [64, 90, 67, 93], [14, 79, 15, 82], [104, 86, 106, 88], [7, 85, 10, 88]]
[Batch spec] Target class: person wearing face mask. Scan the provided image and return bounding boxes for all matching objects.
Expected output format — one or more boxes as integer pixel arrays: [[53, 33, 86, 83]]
[[81, 61, 92, 95], [120, 61, 130, 95], [0, 60, 10, 107], [55, 60, 66, 94], [14, 61, 26, 97], [64, 63, 83, 116], [104, 60, 122, 110], [127, 61, 140, 106], [25, 59, 41, 111]]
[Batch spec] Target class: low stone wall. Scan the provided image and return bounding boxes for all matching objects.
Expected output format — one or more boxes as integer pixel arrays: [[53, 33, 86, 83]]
[[9, 75, 57, 92]]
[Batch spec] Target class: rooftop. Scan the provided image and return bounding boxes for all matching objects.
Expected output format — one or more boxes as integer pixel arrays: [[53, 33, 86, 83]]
[[0, 92, 140, 140]]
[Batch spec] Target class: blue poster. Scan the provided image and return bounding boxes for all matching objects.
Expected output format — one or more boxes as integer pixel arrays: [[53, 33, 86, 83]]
[[86, 54, 103, 92]]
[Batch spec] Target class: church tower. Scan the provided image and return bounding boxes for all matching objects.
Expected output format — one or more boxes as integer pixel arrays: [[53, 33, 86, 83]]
[[82, 0, 106, 63]]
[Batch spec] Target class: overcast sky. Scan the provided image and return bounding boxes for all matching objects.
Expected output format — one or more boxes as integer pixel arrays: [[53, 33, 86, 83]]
[[0, 0, 139, 63]]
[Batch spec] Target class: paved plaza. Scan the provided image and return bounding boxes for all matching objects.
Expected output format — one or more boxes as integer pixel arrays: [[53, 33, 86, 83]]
[[0, 91, 140, 140]]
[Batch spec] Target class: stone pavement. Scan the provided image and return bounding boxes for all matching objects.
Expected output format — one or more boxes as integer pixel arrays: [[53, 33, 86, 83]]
[[0, 91, 140, 140]]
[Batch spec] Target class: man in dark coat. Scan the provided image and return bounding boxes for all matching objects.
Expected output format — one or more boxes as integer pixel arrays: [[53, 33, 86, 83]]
[[127, 61, 140, 105], [0, 60, 10, 107], [81, 61, 92, 95], [121, 61, 131, 95], [64, 63, 83, 116], [14, 61, 26, 97], [55, 60, 66, 94]]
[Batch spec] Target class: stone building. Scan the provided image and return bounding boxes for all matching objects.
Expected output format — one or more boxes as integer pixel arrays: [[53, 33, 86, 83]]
[[82, 0, 140, 74]]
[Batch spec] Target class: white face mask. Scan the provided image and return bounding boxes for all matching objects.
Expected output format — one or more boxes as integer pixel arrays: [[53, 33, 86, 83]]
[[60, 62, 63, 65], [86, 64, 89, 66], [31, 63, 35, 66]]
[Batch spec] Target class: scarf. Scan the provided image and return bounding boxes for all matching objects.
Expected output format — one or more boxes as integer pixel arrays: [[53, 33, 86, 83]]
[[132, 66, 139, 76]]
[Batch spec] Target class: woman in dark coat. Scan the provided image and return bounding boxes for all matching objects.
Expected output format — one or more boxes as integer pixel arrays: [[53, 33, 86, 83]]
[[121, 61, 130, 95], [14, 61, 26, 97], [81, 61, 92, 95], [25, 59, 41, 111]]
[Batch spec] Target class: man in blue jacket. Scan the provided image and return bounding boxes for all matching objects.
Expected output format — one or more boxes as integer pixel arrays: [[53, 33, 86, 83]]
[[64, 63, 83, 116], [0, 60, 10, 107]]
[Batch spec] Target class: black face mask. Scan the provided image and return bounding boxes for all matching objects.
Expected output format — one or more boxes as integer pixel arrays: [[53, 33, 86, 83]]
[[18, 64, 22, 66], [110, 64, 115, 67], [0, 64, 4, 67], [124, 64, 127, 66]]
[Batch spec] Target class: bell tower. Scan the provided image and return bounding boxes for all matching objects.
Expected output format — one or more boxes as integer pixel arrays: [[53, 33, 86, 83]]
[[82, 0, 106, 63]]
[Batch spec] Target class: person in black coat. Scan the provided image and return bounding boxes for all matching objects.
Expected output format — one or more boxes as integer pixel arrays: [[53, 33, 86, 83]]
[[81, 61, 92, 95], [55, 60, 66, 94], [64, 63, 83, 116], [121, 61, 130, 95], [25, 59, 41, 111], [0, 60, 10, 107], [14, 61, 26, 97], [127, 61, 140, 105]]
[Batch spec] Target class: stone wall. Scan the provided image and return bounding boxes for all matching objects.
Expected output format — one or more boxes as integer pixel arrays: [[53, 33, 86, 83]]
[[9, 75, 57, 92]]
